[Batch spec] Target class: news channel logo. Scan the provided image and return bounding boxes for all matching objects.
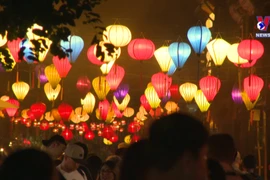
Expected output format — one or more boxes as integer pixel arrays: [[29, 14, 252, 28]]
[[256, 16, 270, 38]]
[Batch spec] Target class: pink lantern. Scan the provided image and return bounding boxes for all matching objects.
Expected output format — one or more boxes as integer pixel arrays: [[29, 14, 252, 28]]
[[30, 102, 46, 120], [140, 95, 151, 112], [199, 75, 221, 102], [112, 102, 123, 118], [238, 39, 264, 62], [52, 56, 72, 78], [151, 72, 172, 98], [98, 100, 110, 120], [106, 65, 125, 91], [7, 38, 22, 63], [243, 75, 264, 101], [76, 76, 91, 98], [6, 99, 19, 117], [87, 45, 105, 65], [128, 38, 155, 60], [58, 103, 73, 121]]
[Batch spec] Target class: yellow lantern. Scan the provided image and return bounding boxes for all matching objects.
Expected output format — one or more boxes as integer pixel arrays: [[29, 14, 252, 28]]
[[206, 19, 213, 28], [103, 25, 132, 47], [45, 112, 55, 122], [194, 90, 211, 112], [45, 64, 61, 89], [12, 81, 30, 101], [81, 92, 96, 114], [241, 92, 259, 111], [103, 138, 113, 145], [113, 94, 130, 111], [165, 101, 179, 114], [154, 46, 174, 73], [100, 60, 115, 75], [44, 83, 61, 101], [123, 107, 134, 117], [21, 109, 29, 119], [92, 76, 110, 100], [136, 111, 147, 121], [227, 43, 249, 65], [206, 38, 230, 66], [71, 107, 89, 123], [179, 82, 198, 102], [0, 31, 7, 47], [124, 135, 132, 144], [144, 86, 160, 109], [0, 48, 16, 71]]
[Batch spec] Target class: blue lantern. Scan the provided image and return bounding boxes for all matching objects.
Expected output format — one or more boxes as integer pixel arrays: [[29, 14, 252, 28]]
[[187, 26, 211, 55], [60, 35, 84, 63], [167, 61, 177, 76], [19, 39, 35, 64], [168, 42, 191, 69]]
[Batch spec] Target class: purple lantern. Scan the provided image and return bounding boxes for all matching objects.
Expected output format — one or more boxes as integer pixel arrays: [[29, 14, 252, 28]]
[[231, 85, 243, 104], [161, 91, 171, 104], [114, 84, 129, 103], [35, 64, 48, 84]]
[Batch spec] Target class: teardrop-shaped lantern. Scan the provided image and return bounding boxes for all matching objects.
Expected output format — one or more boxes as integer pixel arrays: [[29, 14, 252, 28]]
[[167, 62, 177, 76], [168, 42, 191, 69], [45, 64, 61, 89], [144, 86, 161, 109], [92, 76, 110, 100], [7, 38, 22, 63], [199, 75, 221, 102], [231, 85, 243, 104], [140, 94, 151, 112], [206, 38, 231, 66], [243, 75, 264, 102], [58, 103, 73, 122], [238, 39, 264, 62], [114, 84, 129, 103], [81, 92, 96, 114], [194, 90, 210, 112], [241, 91, 259, 111], [30, 102, 46, 120], [103, 25, 132, 47], [76, 76, 91, 98], [106, 65, 125, 90], [44, 83, 61, 101], [87, 45, 105, 65], [52, 56, 72, 78], [128, 38, 155, 60], [100, 60, 115, 75], [113, 94, 130, 111], [187, 26, 211, 55], [6, 99, 19, 117], [12, 81, 30, 101], [151, 72, 172, 98], [179, 82, 198, 102], [154, 46, 174, 73], [98, 100, 110, 120], [227, 43, 249, 65]]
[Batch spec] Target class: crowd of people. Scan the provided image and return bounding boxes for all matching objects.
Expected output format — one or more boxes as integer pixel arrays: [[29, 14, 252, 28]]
[[0, 112, 263, 180]]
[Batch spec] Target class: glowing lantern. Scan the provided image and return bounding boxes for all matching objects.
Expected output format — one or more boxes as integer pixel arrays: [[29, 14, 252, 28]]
[[167, 62, 177, 76], [131, 134, 140, 143], [227, 43, 249, 65], [0, 48, 16, 71], [45, 112, 54, 122], [76, 76, 91, 98], [102, 126, 114, 139], [168, 42, 191, 69], [199, 75, 221, 102], [114, 84, 129, 103], [58, 103, 73, 121], [235, 59, 258, 68], [231, 85, 243, 104], [106, 65, 125, 90], [87, 45, 105, 65], [40, 120, 50, 131], [61, 128, 73, 141], [95, 41, 121, 63], [111, 102, 122, 118], [7, 38, 22, 63], [100, 60, 115, 75], [73, 107, 89, 122], [6, 99, 19, 117], [127, 38, 155, 60], [103, 138, 113, 145], [243, 75, 264, 101], [187, 26, 211, 55], [98, 100, 110, 120], [128, 122, 141, 133], [241, 92, 259, 110], [169, 84, 181, 101], [165, 101, 179, 114], [81, 92, 96, 114], [0, 31, 7, 47], [237, 39, 264, 62], [140, 94, 151, 112], [179, 83, 198, 102], [194, 90, 211, 112], [60, 35, 84, 63], [206, 38, 231, 66], [35, 64, 48, 84], [110, 134, 119, 143], [103, 25, 132, 47], [30, 102, 46, 120], [84, 130, 95, 140], [44, 83, 61, 101], [12, 81, 30, 101], [151, 72, 172, 98], [45, 64, 61, 89], [113, 94, 130, 111], [52, 56, 72, 78], [144, 86, 161, 109], [123, 107, 134, 117], [92, 76, 110, 100], [154, 46, 174, 73], [206, 18, 213, 28]]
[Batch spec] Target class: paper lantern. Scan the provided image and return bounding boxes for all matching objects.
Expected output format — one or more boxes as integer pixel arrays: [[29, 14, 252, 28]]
[[131, 134, 140, 143], [123, 107, 134, 117], [154, 46, 174, 73], [168, 42, 191, 69], [227, 43, 249, 65], [98, 100, 110, 120], [179, 82, 198, 102], [0, 31, 7, 47], [40, 120, 50, 131], [100, 60, 115, 75], [76, 76, 91, 98], [95, 41, 121, 63], [194, 90, 211, 112], [111, 102, 123, 118], [167, 62, 177, 76], [199, 75, 221, 102], [58, 103, 73, 121], [140, 94, 151, 112], [128, 122, 141, 133], [241, 91, 259, 111], [60, 35, 84, 63], [161, 91, 171, 104], [103, 25, 132, 47], [45, 64, 61, 89], [235, 59, 258, 68], [0, 48, 16, 71], [81, 92, 96, 114], [114, 84, 129, 103], [206, 38, 231, 66], [231, 85, 243, 104], [110, 134, 119, 143], [6, 99, 19, 117], [243, 75, 264, 101], [102, 126, 114, 139], [62, 128, 73, 141], [30, 102, 46, 120], [144, 86, 161, 109], [238, 39, 264, 62], [151, 72, 172, 98], [164, 101, 179, 114], [128, 38, 155, 60], [113, 94, 130, 111], [87, 45, 105, 65], [84, 130, 95, 140], [52, 56, 72, 78], [44, 83, 61, 101], [169, 84, 181, 101], [35, 64, 48, 84], [106, 65, 125, 90], [92, 76, 110, 100], [7, 38, 22, 63], [187, 26, 211, 55], [12, 81, 30, 101]]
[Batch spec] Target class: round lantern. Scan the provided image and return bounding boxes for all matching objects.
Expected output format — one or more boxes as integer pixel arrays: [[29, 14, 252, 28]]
[[58, 103, 73, 121], [140, 94, 151, 112], [106, 65, 125, 90], [81, 92, 96, 114], [179, 82, 198, 102], [131, 134, 140, 143], [199, 75, 221, 102], [84, 130, 95, 140], [110, 134, 119, 143], [44, 83, 61, 101], [151, 72, 172, 98], [103, 25, 132, 47], [30, 102, 46, 120], [237, 39, 264, 62], [7, 38, 22, 63], [98, 100, 110, 120], [144, 86, 161, 109], [52, 56, 72, 78], [92, 76, 110, 100], [113, 94, 130, 111], [164, 101, 179, 114], [76, 76, 91, 98], [61, 128, 73, 141], [154, 46, 174, 73], [168, 42, 191, 69], [87, 45, 105, 65], [102, 126, 114, 139], [227, 43, 249, 65], [187, 25, 211, 55], [169, 84, 181, 101], [114, 84, 129, 103], [45, 64, 61, 89], [206, 38, 231, 66], [194, 90, 211, 112], [128, 122, 141, 133], [40, 120, 50, 131], [60, 35, 84, 63], [123, 107, 134, 117], [231, 85, 243, 104], [128, 38, 155, 60], [12, 81, 30, 101], [6, 99, 19, 117], [243, 75, 264, 101]]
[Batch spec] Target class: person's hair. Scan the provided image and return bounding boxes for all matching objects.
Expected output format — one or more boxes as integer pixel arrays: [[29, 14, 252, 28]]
[[208, 133, 236, 163], [0, 148, 55, 180], [207, 158, 226, 180], [243, 155, 256, 169], [148, 112, 209, 171], [115, 148, 127, 158], [75, 142, 88, 159], [86, 155, 102, 180]]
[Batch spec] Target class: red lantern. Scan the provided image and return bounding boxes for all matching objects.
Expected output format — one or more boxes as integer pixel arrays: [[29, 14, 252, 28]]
[[140, 95, 151, 112], [61, 128, 73, 141], [102, 126, 114, 139], [58, 103, 73, 121], [27, 110, 36, 121], [199, 75, 221, 102], [87, 45, 105, 65], [52, 56, 72, 78], [106, 65, 125, 91], [76, 76, 91, 98], [7, 38, 22, 63], [128, 122, 141, 133], [151, 72, 172, 98], [127, 38, 155, 60], [30, 102, 46, 120], [98, 100, 110, 120], [131, 134, 140, 143], [169, 84, 181, 101], [6, 99, 19, 117], [238, 39, 264, 62], [243, 75, 264, 101], [112, 102, 123, 118], [40, 120, 50, 131], [110, 133, 119, 143], [84, 130, 95, 140]]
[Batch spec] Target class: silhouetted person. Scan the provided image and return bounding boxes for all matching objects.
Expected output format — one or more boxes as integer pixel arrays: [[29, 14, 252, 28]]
[[86, 155, 102, 180], [115, 143, 129, 158], [0, 148, 58, 180], [242, 155, 262, 180], [97, 159, 121, 180], [207, 158, 226, 180]]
